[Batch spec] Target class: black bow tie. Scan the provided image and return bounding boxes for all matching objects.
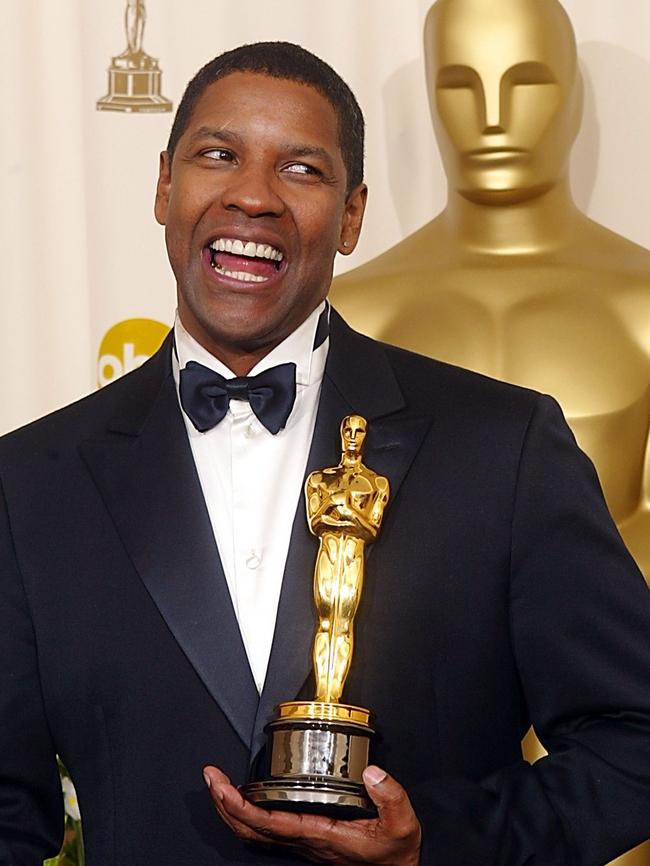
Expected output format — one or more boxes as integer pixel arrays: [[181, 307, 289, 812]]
[[179, 361, 297, 435]]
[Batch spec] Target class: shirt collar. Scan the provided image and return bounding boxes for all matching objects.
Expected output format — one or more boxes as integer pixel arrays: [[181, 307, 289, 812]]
[[173, 301, 328, 388]]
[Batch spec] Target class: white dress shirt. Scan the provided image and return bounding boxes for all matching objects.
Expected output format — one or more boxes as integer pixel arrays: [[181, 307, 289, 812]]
[[173, 304, 328, 693]]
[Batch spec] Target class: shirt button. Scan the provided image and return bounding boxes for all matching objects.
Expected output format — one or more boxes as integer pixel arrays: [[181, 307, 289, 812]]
[[244, 422, 256, 439], [246, 550, 262, 570]]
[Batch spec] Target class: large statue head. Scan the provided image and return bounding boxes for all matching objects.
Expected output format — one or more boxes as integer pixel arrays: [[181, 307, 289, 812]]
[[424, 0, 583, 204]]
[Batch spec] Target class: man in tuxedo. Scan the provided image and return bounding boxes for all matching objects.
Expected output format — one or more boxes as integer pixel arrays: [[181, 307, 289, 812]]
[[0, 42, 648, 866]]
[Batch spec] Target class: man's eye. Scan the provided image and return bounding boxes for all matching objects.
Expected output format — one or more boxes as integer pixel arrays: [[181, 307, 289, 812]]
[[203, 148, 234, 162], [284, 163, 320, 176]]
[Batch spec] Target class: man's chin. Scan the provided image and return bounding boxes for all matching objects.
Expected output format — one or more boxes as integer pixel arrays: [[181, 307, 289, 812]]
[[180, 311, 288, 366]]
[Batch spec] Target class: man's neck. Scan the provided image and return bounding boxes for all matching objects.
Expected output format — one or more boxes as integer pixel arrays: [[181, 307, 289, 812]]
[[177, 320, 277, 376], [175, 302, 327, 381], [442, 179, 579, 256], [208, 347, 270, 378]]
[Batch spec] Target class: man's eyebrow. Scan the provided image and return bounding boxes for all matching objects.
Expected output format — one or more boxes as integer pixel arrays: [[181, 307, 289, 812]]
[[186, 126, 242, 146], [279, 144, 336, 172]]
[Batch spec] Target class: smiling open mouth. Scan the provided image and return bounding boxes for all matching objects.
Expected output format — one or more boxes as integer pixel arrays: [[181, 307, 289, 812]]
[[207, 237, 284, 283]]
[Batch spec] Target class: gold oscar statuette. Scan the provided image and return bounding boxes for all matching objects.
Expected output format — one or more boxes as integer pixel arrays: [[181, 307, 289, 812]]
[[242, 415, 390, 817], [97, 0, 172, 113]]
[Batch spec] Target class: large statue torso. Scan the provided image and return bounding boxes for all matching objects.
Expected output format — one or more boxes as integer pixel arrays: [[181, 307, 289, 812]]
[[332, 218, 650, 578]]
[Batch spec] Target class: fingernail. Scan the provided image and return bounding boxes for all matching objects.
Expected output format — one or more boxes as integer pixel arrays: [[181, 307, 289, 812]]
[[203, 771, 212, 789], [363, 765, 387, 786]]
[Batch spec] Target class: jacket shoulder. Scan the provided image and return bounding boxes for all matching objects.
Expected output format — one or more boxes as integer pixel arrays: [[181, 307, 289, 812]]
[[373, 332, 546, 428], [0, 338, 171, 458]]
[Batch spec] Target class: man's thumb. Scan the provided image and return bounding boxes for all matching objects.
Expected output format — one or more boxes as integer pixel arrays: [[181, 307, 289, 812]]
[[363, 765, 409, 818]]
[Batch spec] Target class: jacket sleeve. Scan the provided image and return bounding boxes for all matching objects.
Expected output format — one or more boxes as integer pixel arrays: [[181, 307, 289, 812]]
[[409, 394, 650, 866], [0, 477, 63, 864]]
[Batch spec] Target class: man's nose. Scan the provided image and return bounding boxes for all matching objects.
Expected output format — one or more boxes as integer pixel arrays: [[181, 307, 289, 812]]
[[221, 164, 286, 218]]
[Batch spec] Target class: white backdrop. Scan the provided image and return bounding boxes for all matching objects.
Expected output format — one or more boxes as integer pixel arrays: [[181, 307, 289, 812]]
[[1, 0, 650, 433]]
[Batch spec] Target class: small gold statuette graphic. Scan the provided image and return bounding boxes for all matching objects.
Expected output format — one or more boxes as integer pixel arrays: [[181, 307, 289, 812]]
[[242, 416, 390, 818], [97, 0, 172, 113]]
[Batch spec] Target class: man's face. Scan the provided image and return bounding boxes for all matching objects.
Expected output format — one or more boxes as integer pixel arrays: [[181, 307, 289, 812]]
[[155, 72, 366, 368], [425, 0, 581, 204]]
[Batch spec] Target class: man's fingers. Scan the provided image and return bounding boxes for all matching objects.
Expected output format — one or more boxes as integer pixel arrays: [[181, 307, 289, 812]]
[[203, 766, 322, 847], [203, 767, 269, 841]]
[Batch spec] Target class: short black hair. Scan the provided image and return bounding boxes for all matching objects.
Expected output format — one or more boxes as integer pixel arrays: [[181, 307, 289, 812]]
[[167, 41, 365, 194]]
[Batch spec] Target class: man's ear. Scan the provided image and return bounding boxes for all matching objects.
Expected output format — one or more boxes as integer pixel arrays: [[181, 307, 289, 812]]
[[154, 151, 171, 226], [338, 183, 368, 255]]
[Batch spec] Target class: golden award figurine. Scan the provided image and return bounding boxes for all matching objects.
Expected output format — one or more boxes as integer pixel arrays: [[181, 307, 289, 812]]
[[242, 416, 390, 817], [97, 0, 172, 113]]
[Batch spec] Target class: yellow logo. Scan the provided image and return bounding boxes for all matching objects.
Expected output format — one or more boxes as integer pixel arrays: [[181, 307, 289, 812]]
[[97, 0, 172, 113], [97, 318, 169, 388]]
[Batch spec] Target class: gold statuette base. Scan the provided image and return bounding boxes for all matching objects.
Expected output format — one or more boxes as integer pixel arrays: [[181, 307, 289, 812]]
[[241, 702, 376, 819]]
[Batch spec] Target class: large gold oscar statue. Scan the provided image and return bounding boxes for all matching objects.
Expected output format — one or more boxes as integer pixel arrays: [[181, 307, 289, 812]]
[[332, 0, 650, 581], [330, 1, 650, 862]]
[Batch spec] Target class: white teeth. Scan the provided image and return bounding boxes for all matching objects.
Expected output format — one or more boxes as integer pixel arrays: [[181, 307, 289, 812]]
[[226, 270, 267, 282], [210, 237, 283, 262], [211, 260, 269, 282]]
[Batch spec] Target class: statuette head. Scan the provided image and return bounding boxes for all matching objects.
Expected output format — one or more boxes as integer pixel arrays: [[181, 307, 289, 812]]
[[341, 415, 368, 454]]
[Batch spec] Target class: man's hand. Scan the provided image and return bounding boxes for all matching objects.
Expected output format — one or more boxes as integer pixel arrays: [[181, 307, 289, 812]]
[[203, 764, 422, 865]]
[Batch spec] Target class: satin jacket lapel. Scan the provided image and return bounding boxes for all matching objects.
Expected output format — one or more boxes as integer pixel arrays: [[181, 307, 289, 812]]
[[251, 310, 436, 756], [79, 338, 259, 750]]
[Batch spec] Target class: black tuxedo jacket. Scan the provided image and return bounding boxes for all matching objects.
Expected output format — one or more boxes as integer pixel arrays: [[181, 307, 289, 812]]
[[0, 311, 648, 865]]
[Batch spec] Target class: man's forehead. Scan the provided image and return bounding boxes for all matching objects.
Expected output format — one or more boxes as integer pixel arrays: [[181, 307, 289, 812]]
[[175, 71, 342, 153], [191, 70, 334, 120]]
